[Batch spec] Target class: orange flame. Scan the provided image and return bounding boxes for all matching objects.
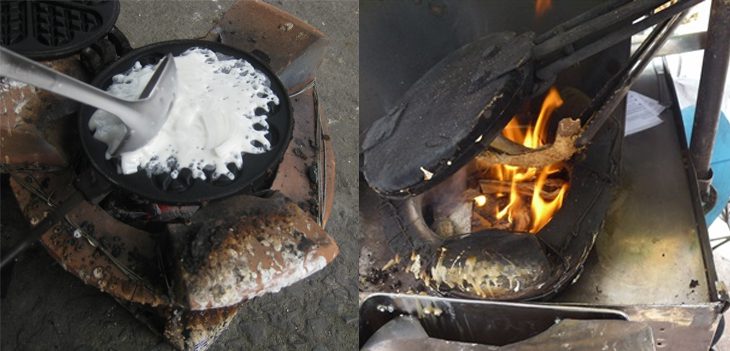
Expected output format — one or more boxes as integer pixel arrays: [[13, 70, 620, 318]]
[[474, 87, 569, 233], [535, 0, 552, 18]]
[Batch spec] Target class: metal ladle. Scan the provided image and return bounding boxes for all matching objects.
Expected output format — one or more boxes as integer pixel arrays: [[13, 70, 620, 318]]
[[0, 46, 177, 155]]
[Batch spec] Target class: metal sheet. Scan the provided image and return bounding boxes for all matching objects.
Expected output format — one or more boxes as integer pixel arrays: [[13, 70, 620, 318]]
[[362, 316, 656, 351], [359, 293, 629, 347], [619, 304, 723, 350], [554, 64, 714, 305]]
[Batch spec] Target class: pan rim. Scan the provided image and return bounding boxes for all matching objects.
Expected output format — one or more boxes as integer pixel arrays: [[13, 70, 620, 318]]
[[78, 39, 294, 204]]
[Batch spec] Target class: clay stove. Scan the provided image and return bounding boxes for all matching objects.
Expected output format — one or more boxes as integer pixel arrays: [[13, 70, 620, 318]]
[[359, 0, 637, 301], [1, 1, 337, 350], [359, 1, 726, 349]]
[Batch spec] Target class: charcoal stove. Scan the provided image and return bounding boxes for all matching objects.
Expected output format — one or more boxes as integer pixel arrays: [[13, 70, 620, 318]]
[[1, 1, 337, 350], [359, 0, 728, 350]]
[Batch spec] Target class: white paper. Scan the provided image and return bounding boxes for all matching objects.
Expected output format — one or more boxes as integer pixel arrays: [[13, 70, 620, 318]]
[[665, 51, 730, 124], [625, 91, 666, 136]]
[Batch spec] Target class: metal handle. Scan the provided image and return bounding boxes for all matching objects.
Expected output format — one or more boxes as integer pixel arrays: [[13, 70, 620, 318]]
[[534, 0, 666, 58], [0, 191, 86, 268], [534, 0, 702, 82], [575, 11, 688, 147], [535, 0, 633, 44], [0, 46, 143, 127]]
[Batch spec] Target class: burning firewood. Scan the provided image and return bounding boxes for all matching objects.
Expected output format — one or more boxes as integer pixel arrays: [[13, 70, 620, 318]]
[[489, 134, 531, 155], [476, 117, 583, 168], [471, 211, 492, 228], [478, 179, 565, 200], [491, 218, 513, 231], [512, 205, 531, 232], [430, 92, 575, 235]]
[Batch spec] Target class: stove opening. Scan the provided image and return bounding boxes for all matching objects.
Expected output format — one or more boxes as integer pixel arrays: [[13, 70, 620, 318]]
[[424, 87, 579, 237]]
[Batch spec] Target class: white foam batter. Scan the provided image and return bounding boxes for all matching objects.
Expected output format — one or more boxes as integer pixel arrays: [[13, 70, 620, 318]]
[[88, 48, 279, 180]]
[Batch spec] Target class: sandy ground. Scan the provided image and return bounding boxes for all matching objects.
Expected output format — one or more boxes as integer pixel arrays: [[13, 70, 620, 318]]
[[0, 0, 359, 350]]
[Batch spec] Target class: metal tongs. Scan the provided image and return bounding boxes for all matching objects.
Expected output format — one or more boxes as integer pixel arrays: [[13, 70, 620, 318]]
[[537, 0, 700, 148], [0, 46, 177, 155], [491, 0, 696, 160]]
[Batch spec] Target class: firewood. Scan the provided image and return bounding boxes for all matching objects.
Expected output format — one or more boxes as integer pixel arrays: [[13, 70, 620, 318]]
[[489, 134, 531, 154], [473, 201, 497, 221], [478, 179, 565, 200], [492, 219, 512, 231], [512, 206, 531, 232], [471, 212, 492, 230], [477, 118, 583, 168]]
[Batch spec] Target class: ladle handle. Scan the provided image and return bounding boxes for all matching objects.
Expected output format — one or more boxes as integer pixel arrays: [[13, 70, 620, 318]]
[[0, 46, 140, 123]]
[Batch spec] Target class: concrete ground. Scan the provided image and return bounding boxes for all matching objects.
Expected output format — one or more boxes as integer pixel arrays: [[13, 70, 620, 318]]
[[0, 0, 359, 350]]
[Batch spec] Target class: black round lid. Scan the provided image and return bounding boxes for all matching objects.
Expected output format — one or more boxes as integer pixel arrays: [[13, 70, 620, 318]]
[[361, 32, 535, 198], [0, 0, 120, 60]]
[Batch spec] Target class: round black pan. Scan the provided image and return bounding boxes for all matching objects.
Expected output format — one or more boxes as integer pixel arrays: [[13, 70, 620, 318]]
[[78, 40, 293, 204]]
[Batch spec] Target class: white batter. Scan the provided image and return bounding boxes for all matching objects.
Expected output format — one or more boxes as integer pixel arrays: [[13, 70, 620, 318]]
[[88, 48, 279, 180]]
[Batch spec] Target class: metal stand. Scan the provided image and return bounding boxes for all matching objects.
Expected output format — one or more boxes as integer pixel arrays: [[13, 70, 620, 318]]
[[690, 0, 730, 209]]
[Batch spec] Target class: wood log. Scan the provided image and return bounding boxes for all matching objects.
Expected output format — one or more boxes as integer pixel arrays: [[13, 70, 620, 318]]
[[512, 206, 531, 232], [478, 179, 565, 200], [477, 118, 583, 168], [471, 212, 492, 230]]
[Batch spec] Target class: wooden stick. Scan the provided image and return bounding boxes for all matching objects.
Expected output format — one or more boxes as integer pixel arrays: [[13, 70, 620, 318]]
[[477, 118, 583, 168], [512, 205, 531, 232], [471, 211, 492, 229], [478, 179, 565, 200]]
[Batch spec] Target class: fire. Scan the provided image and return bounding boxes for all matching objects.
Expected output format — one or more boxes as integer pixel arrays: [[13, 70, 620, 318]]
[[474, 195, 487, 207], [535, 0, 552, 18], [473, 88, 569, 233]]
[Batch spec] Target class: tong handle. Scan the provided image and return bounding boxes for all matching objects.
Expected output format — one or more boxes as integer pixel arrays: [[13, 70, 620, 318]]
[[535, 0, 633, 45], [534, 0, 665, 58], [533, 0, 701, 82], [0, 191, 86, 268], [0, 168, 112, 269], [575, 11, 688, 147]]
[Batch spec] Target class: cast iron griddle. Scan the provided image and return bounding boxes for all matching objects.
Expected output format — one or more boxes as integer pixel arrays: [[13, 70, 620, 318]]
[[361, 33, 533, 198], [78, 40, 293, 204], [360, 0, 700, 199], [0, 0, 120, 60]]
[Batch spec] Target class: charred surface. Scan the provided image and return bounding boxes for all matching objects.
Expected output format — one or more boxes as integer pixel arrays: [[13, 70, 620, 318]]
[[167, 192, 338, 310], [361, 33, 534, 198], [207, 0, 328, 95], [0, 56, 88, 171]]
